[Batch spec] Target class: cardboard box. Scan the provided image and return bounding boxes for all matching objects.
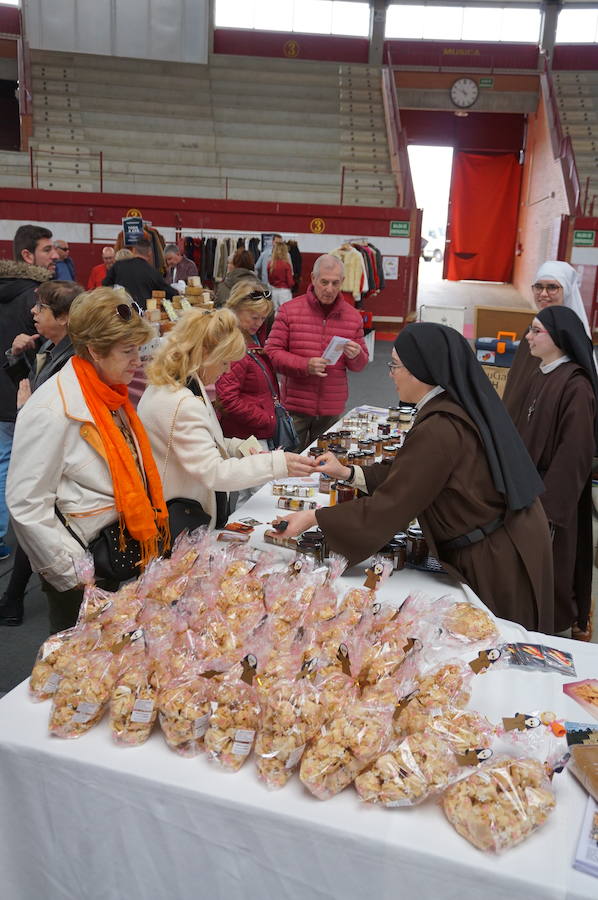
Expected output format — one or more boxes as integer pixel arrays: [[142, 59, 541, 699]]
[[481, 364, 509, 398], [474, 306, 534, 341]]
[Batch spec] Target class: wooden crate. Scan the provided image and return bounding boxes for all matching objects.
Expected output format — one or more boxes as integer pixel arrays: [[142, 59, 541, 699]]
[[481, 364, 509, 398], [474, 305, 535, 341]]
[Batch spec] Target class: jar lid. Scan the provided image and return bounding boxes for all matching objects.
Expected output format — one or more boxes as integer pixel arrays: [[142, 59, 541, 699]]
[[407, 525, 423, 537], [309, 447, 325, 456], [361, 449, 375, 457], [394, 531, 407, 541]]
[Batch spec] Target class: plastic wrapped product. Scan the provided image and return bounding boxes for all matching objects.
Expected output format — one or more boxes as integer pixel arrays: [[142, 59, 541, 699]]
[[355, 732, 459, 807], [109, 630, 158, 746], [442, 757, 556, 853], [442, 601, 499, 644], [299, 697, 394, 800], [29, 626, 101, 702], [48, 649, 120, 738], [568, 745, 598, 802], [204, 656, 261, 772], [394, 660, 473, 738], [423, 708, 495, 755], [158, 672, 216, 757]]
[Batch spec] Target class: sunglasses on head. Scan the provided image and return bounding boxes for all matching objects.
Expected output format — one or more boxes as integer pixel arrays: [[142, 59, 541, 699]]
[[246, 290, 272, 301], [115, 301, 142, 321]]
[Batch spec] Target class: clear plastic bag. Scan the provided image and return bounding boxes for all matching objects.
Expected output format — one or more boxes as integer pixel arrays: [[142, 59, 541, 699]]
[[48, 648, 120, 738], [204, 655, 261, 772], [109, 630, 157, 746], [29, 625, 100, 702], [158, 670, 216, 757], [393, 659, 473, 738], [442, 756, 556, 853]]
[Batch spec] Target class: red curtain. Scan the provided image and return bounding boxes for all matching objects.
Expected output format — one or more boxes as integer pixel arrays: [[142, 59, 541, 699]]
[[445, 151, 522, 282]]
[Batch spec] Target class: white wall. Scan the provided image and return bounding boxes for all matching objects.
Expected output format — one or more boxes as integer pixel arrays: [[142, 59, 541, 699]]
[[23, 0, 209, 64]]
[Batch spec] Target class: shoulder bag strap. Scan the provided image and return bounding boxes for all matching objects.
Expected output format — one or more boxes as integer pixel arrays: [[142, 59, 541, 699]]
[[161, 395, 187, 484], [250, 351, 280, 405]]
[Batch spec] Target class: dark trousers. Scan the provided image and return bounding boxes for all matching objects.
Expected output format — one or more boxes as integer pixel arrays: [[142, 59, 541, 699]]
[[1, 543, 32, 614], [41, 576, 119, 634], [290, 413, 339, 453]]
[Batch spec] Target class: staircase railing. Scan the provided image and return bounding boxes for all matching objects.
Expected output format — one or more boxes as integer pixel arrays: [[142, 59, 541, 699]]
[[381, 48, 415, 209], [540, 53, 581, 215]]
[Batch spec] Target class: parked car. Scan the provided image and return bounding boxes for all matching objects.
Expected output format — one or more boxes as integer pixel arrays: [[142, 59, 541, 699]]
[[421, 227, 445, 262]]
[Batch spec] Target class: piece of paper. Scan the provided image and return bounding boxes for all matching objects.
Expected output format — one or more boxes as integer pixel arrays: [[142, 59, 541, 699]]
[[573, 795, 598, 879], [322, 335, 350, 364], [237, 435, 262, 457]]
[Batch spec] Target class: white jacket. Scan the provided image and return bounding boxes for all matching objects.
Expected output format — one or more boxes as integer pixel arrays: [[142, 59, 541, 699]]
[[6, 358, 147, 591], [137, 378, 287, 524]]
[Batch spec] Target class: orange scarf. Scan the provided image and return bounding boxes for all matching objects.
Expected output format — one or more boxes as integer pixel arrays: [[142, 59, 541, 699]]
[[72, 356, 169, 568]]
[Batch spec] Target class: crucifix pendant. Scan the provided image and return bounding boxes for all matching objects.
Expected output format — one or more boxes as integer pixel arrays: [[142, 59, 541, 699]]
[[527, 399, 536, 421]]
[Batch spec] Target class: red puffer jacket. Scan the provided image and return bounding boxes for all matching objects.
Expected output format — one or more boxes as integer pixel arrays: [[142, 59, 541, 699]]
[[265, 285, 368, 417], [215, 327, 277, 440]]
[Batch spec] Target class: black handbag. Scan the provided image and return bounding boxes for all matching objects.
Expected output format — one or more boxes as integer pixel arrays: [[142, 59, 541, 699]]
[[250, 352, 299, 451]]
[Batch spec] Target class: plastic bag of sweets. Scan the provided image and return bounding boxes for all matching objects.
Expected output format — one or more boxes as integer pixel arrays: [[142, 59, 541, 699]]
[[48, 648, 121, 738], [421, 707, 496, 757], [442, 756, 556, 853], [158, 665, 218, 757], [109, 629, 160, 746], [29, 624, 101, 702], [393, 659, 473, 739], [204, 653, 262, 772], [299, 694, 395, 800], [355, 731, 459, 807]]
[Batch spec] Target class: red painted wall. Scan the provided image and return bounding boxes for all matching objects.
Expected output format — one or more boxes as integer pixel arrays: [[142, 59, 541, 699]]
[[0, 6, 19, 35], [553, 45, 598, 71], [213, 28, 369, 63], [400, 110, 526, 152], [385, 40, 539, 70]]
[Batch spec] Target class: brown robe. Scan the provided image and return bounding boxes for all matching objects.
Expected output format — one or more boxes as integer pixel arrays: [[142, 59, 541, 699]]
[[316, 396, 554, 633], [508, 361, 595, 632], [502, 339, 539, 421]]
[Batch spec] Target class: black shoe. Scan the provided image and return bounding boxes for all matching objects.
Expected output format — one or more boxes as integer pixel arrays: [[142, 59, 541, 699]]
[[0, 594, 23, 626]]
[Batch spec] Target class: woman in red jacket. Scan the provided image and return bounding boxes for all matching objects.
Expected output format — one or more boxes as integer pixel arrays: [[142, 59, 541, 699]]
[[267, 241, 294, 311], [215, 280, 279, 447]]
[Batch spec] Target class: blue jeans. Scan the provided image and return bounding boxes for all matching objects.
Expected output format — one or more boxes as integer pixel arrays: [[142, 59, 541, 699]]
[[0, 421, 15, 540]]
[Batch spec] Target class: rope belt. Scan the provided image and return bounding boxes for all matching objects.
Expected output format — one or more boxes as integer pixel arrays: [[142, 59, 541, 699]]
[[437, 516, 504, 553]]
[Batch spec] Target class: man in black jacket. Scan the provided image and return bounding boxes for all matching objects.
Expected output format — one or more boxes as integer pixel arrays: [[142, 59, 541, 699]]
[[0, 225, 59, 560], [102, 237, 176, 307]]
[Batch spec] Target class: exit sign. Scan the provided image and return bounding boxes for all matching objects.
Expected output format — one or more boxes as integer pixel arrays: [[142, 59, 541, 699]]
[[479, 77, 494, 88], [389, 221, 410, 237], [573, 230, 596, 246]]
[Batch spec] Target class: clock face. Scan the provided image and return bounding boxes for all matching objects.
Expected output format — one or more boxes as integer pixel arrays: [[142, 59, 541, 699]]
[[450, 78, 479, 109]]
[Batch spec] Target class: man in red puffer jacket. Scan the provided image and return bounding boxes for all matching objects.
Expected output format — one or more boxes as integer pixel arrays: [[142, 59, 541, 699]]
[[266, 254, 369, 450]]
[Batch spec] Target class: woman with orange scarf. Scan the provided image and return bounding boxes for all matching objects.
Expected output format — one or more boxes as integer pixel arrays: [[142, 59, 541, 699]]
[[7, 287, 167, 632]]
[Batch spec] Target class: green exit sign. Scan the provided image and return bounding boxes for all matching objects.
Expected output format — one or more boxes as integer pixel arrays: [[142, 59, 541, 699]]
[[573, 229, 596, 246], [479, 77, 494, 88], [389, 221, 410, 237]]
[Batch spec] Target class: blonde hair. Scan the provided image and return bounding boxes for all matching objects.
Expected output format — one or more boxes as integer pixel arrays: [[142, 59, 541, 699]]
[[115, 248, 134, 261], [68, 287, 153, 361], [146, 308, 246, 389], [226, 279, 273, 322], [270, 241, 290, 264]]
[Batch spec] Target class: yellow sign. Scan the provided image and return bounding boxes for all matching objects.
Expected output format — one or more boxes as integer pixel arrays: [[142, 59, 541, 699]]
[[126, 207, 142, 218], [310, 217, 326, 234], [284, 40, 299, 58]]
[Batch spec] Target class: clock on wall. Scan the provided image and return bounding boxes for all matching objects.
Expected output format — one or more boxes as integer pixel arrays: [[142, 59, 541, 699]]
[[450, 77, 479, 109]]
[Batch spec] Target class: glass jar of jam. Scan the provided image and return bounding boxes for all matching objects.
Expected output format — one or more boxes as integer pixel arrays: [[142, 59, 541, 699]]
[[317, 434, 330, 450], [336, 481, 356, 504], [390, 537, 407, 571], [328, 480, 338, 506], [378, 422, 391, 436], [309, 447, 325, 460], [382, 444, 399, 461], [388, 406, 401, 422], [297, 537, 324, 565], [332, 446, 349, 467], [357, 438, 371, 450], [360, 449, 375, 468], [319, 472, 332, 494], [406, 526, 428, 565], [335, 430, 352, 450], [378, 544, 396, 572]]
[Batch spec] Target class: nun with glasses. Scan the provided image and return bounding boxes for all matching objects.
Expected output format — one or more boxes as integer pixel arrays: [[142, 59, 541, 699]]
[[503, 260, 592, 420], [274, 322, 554, 634], [510, 305, 597, 640]]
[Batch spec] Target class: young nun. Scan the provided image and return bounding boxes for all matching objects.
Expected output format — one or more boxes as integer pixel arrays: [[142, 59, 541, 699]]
[[503, 260, 591, 421], [274, 323, 554, 633], [510, 305, 597, 640]]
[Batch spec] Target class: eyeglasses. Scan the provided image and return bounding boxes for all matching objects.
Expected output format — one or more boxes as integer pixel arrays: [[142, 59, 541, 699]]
[[55, 246, 69, 252], [32, 301, 52, 312], [531, 283, 561, 294], [387, 362, 405, 372], [528, 326, 549, 336], [115, 301, 142, 321], [246, 290, 272, 301]]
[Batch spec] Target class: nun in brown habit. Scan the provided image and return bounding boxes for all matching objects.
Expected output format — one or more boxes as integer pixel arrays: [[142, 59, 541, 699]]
[[274, 323, 554, 633], [510, 305, 597, 639]]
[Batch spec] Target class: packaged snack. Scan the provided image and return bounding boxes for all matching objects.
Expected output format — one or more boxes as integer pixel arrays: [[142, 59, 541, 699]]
[[204, 655, 261, 771], [442, 601, 499, 645], [29, 626, 100, 702], [563, 680, 598, 721], [393, 660, 472, 738], [158, 670, 216, 757], [109, 630, 158, 746], [355, 732, 458, 806], [49, 649, 120, 738], [423, 708, 495, 756], [442, 757, 556, 852], [568, 745, 598, 802], [299, 696, 394, 800]]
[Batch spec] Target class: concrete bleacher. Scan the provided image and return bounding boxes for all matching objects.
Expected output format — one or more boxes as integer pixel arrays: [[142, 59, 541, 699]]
[[15, 49, 396, 206], [553, 70, 598, 208]]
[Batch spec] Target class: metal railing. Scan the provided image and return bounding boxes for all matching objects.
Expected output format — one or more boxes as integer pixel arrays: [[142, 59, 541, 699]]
[[540, 53, 582, 216], [29, 147, 104, 191], [382, 48, 415, 209]]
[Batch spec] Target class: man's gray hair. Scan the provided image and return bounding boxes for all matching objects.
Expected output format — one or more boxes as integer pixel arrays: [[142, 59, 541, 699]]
[[312, 254, 344, 280], [164, 243, 179, 256]]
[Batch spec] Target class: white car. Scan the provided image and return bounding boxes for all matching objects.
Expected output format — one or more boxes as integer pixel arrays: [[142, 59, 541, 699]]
[[421, 228, 445, 262]]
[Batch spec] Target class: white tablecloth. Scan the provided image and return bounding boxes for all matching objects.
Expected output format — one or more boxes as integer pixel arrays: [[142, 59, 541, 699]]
[[1, 466, 597, 900]]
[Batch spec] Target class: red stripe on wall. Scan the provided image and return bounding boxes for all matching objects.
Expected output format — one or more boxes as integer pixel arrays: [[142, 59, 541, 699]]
[[213, 28, 369, 64]]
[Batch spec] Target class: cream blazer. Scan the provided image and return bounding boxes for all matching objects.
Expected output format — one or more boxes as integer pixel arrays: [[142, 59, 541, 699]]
[[137, 378, 287, 526], [6, 359, 145, 591]]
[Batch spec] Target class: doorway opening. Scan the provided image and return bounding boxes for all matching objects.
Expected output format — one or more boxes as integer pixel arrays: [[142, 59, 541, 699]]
[[407, 144, 453, 287]]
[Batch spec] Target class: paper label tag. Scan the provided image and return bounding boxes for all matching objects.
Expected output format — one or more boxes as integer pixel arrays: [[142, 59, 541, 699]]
[[130, 698, 154, 724], [42, 672, 61, 694], [285, 744, 306, 770], [193, 713, 210, 738], [72, 701, 99, 724], [232, 741, 253, 756], [235, 728, 255, 744]]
